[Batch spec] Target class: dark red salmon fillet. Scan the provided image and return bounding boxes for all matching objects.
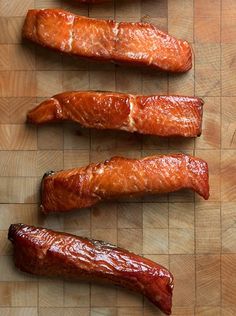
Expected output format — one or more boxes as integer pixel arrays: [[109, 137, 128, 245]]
[[9, 224, 173, 315], [41, 154, 209, 213], [22, 9, 192, 72], [27, 91, 203, 138]]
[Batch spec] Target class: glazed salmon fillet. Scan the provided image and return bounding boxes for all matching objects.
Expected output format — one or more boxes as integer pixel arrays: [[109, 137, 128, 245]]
[[27, 91, 203, 138], [22, 9, 192, 72], [9, 224, 173, 315], [41, 154, 209, 213]]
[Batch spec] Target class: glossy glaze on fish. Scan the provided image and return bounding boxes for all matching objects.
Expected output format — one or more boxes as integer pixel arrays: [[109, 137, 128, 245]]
[[41, 154, 209, 213], [27, 91, 203, 138], [8, 224, 173, 315], [22, 9, 192, 72]]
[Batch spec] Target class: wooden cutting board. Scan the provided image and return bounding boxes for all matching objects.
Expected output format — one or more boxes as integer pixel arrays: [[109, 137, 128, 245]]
[[0, 0, 235, 315]]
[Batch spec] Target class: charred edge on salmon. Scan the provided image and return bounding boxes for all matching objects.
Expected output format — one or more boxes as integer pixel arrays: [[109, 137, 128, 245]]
[[40, 171, 55, 213], [8, 223, 24, 242]]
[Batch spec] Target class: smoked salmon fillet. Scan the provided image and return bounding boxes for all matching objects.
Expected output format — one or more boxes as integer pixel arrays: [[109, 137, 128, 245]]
[[27, 91, 203, 138], [41, 154, 209, 213], [9, 224, 173, 315], [22, 9, 192, 72]]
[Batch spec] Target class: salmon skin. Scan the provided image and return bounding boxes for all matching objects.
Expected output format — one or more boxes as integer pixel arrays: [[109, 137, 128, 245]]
[[41, 154, 209, 213], [22, 9, 192, 72], [9, 224, 174, 315], [27, 91, 203, 138]]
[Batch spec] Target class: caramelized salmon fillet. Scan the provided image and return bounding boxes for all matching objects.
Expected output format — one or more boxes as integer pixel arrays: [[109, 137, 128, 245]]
[[9, 224, 173, 315], [27, 91, 203, 138], [41, 154, 209, 213], [22, 9, 192, 72]]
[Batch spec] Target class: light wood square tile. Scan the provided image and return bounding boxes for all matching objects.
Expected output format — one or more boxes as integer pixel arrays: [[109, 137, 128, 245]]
[[118, 203, 142, 228], [221, 150, 236, 201], [194, 17, 220, 43], [36, 46, 62, 71], [169, 228, 194, 254], [222, 97, 236, 149], [0, 97, 36, 124], [221, 44, 236, 96], [0, 0, 34, 17], [89, 3, 115, 19], [62, 308, 90, 316], [117, 289, 143, 307], [38, 125, 63, 150], [196, 255, 221, 306], [0, 308, 38, 316], [39, 308, 64, 316], [222, 202, 236, 253], [64, 282, 90, 307], [195, 202, 221, 253], [9, 44, 35, 70], [169, 203, 194, 229], [62, 71, 89, 91], [34, 0, 64, 9], [143, 203, 168, 229], [195, 307, 221, 316], [89, 71, 115, 91], [64, 208, 91, 231], [118, 228, 143, 254], [170, 255, 195, 307], [118, 307, 143, 316], [222, 0, 236, 43], [36, 71, 63, 97], [91, 307, 117, 316], [168, 0, 193, 42], [64, 150, 90, 169], [142, 72, 168, 95], [39, 280, 64, 307], [115, 0, 141, 19], [141, 0, 167, 18], [116, 69, 142, 94], [168, 68, 195, 96], [11, 282, 38, 307], [91, 285, 117, 307], [64, 123, 90, 150], [0, 204, 38, 230], [0, 125, 37, 150], [195, 44, 221, 96], [143, 228, 168, 254], [92, 203, 117, 229], [0, 177, 39, 203], [222, 254, 236, 306]]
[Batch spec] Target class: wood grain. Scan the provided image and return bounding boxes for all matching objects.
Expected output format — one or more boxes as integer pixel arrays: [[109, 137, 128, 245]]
[[0, 0, 235, 315]]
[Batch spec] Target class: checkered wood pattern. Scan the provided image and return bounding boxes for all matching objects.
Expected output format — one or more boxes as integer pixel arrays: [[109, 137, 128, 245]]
[[0, 0, 235, 315]]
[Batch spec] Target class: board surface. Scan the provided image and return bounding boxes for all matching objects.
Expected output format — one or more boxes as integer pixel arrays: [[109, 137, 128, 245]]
[[0, 0, 236, 315]]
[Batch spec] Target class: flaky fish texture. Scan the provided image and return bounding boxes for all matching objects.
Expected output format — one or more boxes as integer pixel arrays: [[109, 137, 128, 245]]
[[9, 224, 174, 315], [27, 91, 203, 138], [41, 154, 209, 213], [22, 9, 192, 72]]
